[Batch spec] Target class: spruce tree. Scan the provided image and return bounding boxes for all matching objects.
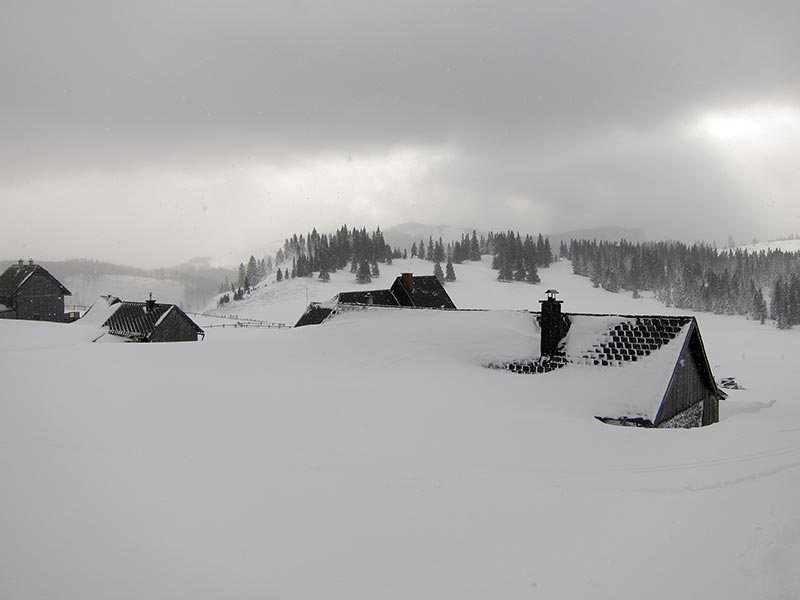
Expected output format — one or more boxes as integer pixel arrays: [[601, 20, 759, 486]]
[[525, 264, 540, 284], [470, 230, 481, 260], [752, 288, 767, 324], [319, 268, 330, 282], [276, 268, 283, 282], [434, 238, 445, 263], [371, 261, 380, 278], [771, 277, 785, 328], [356, 260, 372, 284], [498, 259, 513, 282], [445, 259, 456, 282], [433, 262, 445, 284], [246, 255, 258, 283]]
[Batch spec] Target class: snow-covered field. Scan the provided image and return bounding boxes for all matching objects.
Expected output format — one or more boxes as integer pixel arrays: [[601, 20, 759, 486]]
[[734, 238, 800, 254], [2, 258, 799, 599]]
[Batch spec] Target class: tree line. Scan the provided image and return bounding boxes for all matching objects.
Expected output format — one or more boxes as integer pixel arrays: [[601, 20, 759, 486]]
[[567, 239, 800, 329]]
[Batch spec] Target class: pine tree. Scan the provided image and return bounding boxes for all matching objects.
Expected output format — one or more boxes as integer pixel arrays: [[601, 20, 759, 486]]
[[356, 260, 372, 284], [246, 255, 258, 283], [319, 268, 330, 282], [371, 261, 380, 278], [470, 230, 481, 260], [445, 259, 456, 282], [525, 264, 540, 284], [433, 262, 445, 284], [771, 277, 785, 328], [433, 238, 445, 263], [752, 287, 767, 324], [498, 259, 513, 282], [276, 268, 283, 282], [411, 242, 417, 258]]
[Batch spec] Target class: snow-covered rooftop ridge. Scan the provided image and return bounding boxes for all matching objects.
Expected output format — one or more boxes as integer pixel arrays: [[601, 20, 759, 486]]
[[153, 305, 174, 329]]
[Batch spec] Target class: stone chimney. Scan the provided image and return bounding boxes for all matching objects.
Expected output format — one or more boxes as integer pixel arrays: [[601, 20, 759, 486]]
[[145, 292, 156, 312], [18, 258, 23, 267], [539, 289, 566, 357], [401, 273, 414, 290], [28, 258, 34, 266]]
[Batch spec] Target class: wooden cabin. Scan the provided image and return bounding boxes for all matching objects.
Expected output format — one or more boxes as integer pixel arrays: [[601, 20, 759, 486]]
[[0, 259, 72, 322], [102, 296, 204, 342], [498, 292, 726, 428], [295, 273, 455, 327]]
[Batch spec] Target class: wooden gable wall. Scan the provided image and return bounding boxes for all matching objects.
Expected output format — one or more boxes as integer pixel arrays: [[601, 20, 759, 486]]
[[654, 325, 719, 427], [15, 273, 67, 322], [149, 309, 202, 342]]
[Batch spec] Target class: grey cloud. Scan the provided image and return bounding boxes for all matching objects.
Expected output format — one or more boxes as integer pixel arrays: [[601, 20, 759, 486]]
[[1, 1, 799, 262]]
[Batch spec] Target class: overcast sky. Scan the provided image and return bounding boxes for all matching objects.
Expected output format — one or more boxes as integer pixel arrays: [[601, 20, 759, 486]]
[[2, 1, 799, 267]]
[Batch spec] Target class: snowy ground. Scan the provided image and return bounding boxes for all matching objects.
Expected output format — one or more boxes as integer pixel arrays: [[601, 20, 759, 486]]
[[1, 258, 799, 599], [733, 238, 800, 254]]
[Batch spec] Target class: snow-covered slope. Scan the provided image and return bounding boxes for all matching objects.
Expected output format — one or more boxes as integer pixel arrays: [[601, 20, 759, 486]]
[[208, 257, 689, 326], [734, 238, 800, 254], [1, 259, 799, 599]]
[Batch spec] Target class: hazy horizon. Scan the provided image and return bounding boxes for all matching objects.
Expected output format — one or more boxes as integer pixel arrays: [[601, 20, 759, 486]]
[[2, 2, 799, 267]]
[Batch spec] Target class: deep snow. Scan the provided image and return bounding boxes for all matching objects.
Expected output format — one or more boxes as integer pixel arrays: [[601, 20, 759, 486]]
[[1, 258, 799, 599]]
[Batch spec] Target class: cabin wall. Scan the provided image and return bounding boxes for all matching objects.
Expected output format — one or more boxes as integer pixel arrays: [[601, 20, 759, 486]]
[[655, 334, 718, 426], [14, 275, 66, 322], [702, 390, 719, 426], [149, 311, 200, 342]]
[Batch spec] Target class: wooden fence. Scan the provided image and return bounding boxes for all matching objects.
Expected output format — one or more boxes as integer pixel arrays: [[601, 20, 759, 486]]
[[201, 322, 289, 329], [185, 310, 287, 328]]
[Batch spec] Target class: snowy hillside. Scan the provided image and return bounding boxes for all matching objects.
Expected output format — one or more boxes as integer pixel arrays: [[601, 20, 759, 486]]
[[207, 257, 688, 326], [2, 258, 799, 599], [735, 238, 800, 254]]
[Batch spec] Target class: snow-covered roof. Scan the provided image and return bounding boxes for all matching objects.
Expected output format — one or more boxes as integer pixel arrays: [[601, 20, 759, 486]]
[[102, 300, 202, 340], [307, 306, 719, 424]]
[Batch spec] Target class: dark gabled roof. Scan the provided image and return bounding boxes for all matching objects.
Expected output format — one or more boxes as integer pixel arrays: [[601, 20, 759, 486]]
[[295, 302, 336, 327], [392, 275, 456, 309], [103, 301, 203, 340], [337, 289, 400, 306], [295, 274, 458, 327], [0, 263, 71, 302]]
